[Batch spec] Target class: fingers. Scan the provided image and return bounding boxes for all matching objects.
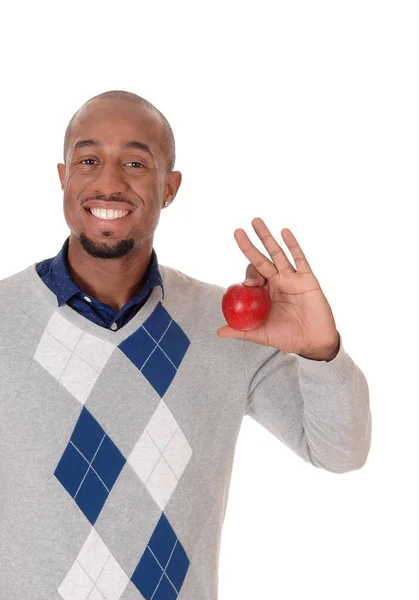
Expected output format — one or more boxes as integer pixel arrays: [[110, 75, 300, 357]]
[[279, 226, 312, 274], [235, 218, 312, 280], [243, 263, 266, 287], [251, 218, 296, 274], [234, 228, 278, 281], [252, 218, 313, 274]]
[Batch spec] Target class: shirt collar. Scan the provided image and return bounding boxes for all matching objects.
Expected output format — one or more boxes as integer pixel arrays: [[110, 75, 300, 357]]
[[52, 237, 164, 307]]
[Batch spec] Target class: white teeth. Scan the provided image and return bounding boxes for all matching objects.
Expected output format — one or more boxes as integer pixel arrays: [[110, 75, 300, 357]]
[[90, 208, 130, 220]]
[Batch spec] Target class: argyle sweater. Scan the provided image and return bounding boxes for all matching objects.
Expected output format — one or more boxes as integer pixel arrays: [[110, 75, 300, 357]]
[[0, 261, 371, 600]]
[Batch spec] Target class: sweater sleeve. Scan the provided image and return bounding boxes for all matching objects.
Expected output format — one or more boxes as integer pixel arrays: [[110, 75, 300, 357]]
[[242, 331, 371, 473]]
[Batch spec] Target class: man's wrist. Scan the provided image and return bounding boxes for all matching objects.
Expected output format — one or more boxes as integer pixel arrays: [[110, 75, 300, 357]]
[[298, 335, 340, 362]]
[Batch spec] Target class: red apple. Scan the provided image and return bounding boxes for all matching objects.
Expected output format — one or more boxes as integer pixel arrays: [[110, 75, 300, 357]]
[[222, 283, 272, 331]]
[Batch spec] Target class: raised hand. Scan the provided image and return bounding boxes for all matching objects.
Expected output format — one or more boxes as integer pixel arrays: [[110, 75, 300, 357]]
[[217, 218, 340, 361]]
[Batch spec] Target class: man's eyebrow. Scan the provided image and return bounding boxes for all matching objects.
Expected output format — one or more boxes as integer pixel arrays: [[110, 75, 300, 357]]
[[123, 141, 153, 156], [73, 139, 102, 151]]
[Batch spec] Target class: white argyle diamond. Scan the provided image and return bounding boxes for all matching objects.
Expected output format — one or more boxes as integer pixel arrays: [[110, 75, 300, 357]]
[[58, 528, 129, 600], [128, 400, 192, 509], [34, 311, 115, 405]]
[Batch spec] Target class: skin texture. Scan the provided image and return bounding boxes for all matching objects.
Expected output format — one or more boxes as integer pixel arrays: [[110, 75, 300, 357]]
[[57, 98, 182, 312]]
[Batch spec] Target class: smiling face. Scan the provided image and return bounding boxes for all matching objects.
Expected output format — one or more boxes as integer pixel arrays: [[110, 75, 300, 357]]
[[57, 98, 181, 261]]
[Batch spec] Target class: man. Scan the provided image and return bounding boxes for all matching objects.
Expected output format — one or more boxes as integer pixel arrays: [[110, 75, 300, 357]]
[[0, 90, 371, 600]]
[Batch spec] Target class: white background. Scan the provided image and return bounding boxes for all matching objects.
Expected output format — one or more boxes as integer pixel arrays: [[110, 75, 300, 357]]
[[0, 1, 417, 598]]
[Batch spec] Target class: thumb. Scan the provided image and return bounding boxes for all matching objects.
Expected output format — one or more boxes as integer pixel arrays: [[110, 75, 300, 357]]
[[243, 263, 266, 287], [216, 325, 246, 339]]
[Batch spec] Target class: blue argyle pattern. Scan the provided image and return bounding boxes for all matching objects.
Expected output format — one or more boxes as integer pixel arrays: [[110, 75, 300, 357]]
[[54, 406, 125, 525], [119, 302, 190, 397], [54, 302, 192, 598], [131, 513, 189, 599]]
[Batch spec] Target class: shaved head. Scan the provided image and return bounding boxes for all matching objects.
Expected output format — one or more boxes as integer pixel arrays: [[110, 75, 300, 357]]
[[63, 90, 176, 171]]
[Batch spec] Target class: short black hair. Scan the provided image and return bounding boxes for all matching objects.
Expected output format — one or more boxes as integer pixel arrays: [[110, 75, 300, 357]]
[[63, 90, 176, 171]]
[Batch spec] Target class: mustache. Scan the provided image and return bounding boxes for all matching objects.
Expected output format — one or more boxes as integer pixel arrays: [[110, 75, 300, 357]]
[[81, 194, 135, 207]]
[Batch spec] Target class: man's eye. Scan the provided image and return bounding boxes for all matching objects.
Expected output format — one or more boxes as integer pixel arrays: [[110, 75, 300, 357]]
[[126, 162, 144, 168], [80, 159, 97, 165]]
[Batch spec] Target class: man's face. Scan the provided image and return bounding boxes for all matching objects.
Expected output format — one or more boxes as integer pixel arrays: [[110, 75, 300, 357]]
[[58, 99, 179, 260]]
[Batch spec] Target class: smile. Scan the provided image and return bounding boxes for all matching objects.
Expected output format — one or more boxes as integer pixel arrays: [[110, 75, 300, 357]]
[[86, 207, 132, 220]]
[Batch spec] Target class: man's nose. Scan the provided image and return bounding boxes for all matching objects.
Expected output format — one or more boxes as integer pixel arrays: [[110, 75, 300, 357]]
[[92, 161, 128, 195]]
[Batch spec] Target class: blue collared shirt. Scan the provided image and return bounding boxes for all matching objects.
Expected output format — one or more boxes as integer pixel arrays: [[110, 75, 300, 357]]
[[35, 237, 164, 331]]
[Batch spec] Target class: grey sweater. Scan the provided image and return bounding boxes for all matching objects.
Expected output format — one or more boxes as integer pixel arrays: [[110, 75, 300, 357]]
[[0, 262, 371, 600]]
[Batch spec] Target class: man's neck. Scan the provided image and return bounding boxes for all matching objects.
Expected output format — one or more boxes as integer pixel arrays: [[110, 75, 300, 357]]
[[67, 235, 153, 312]]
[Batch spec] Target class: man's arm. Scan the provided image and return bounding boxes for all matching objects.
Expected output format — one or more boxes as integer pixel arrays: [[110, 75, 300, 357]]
[[218, 219, 371, 471], [242, 330, 371, 473]]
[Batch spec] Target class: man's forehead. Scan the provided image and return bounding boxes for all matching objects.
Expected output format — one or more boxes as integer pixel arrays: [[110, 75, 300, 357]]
[[71, 99, 163, 142]]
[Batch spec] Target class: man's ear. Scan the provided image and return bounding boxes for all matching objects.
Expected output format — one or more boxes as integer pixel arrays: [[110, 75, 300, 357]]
[[164, 171, 182, 207], [57, 163, 66, 190]]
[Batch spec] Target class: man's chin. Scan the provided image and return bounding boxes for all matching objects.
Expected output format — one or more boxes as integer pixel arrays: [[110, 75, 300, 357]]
[[78, 232, 135, 260]]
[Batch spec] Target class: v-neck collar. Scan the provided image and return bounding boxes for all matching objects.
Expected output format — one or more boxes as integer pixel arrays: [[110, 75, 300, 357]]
[[24, 262, 164, 345]]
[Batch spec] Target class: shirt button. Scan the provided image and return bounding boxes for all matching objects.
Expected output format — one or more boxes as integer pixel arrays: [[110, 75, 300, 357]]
[[83, 296, 92, 303], [110, 323, 118, 331]]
